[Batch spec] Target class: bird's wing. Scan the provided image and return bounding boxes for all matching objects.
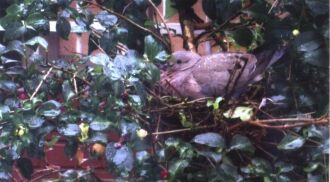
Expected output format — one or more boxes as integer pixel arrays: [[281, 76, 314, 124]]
[[191, 52, 258, 97]]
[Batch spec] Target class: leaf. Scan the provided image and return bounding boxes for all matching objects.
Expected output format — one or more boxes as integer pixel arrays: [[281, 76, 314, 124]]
[[223, 106, 254, 121], [192, 132, 225, 148], [26, 116, 45, 129], [240, 158, 272, 176], [144, 35, 166, 61], [303, 125, 324, 139], [56, 17, 71, 40], [168, 159, 189, 182], [218, 163, 243, 182], [105, 143, 134, 173], [274, 162, 294, 173], [89, 118, 112, 131], [62, 80, 75, 102], [294, 31, 322, 52], [179, 112, 193, 128], [58, 124, 81, 137], [305, 0, 329, 16], [277, 134, 305, 150], [304, 163, 321, 173], [25, 36, 48, 50], [197, 151, 222, 163], [26, 13, 49, 33], [231, 28, 253, 47], [164, 0, 177, 19], [95, 11, 118, 28], [0, 80, 16, 94], [89, 53, 110, 66], [16, 158, 33, 179], [37, 100, 62, 118], [303, 47, 329, 68], [3, 22, 28, 41], [229, 134, 255, 154], [3, 40, 25, 57], [64, 140, 78, 159]]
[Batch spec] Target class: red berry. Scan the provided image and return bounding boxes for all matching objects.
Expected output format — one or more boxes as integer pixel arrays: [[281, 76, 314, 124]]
[[160, 169, 169, 179], [18, 93, 28, 100]]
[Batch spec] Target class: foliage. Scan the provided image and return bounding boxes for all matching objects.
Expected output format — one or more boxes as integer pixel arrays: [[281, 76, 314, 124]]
[[0, 0, 328, 181]]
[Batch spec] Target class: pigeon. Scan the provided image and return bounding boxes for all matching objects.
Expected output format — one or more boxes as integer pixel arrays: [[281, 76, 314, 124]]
[[159, 47, 286, 99]]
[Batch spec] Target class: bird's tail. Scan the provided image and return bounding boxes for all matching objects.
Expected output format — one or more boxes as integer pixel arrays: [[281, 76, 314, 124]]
[[250, 45, 287, 81]]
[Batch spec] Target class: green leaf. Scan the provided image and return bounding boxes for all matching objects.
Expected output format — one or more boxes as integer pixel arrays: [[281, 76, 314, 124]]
[[304, 162, 321, 172], [229, 134, 255, 154], [25, 116, 45, 129], [303, 125, 324, 139], [218, 163, 243, 182], [164, 0, 177, 19], [303, 48, 329, 68], [231, 28, 253, 47], [197, 151, 222, 163], [192, 132, 225, 148], [105, 143, 134, 173], [90, 118, 112, 131], [89, 53, 110, 66], [3, 40, 25, 57], [223, 106, 254, 121], [64, 140, 78, 159], [0, 80, 16, 94], [16, 158, 33, 179], [62, 80, 75, 102], [277, 134, 305, 150], [56, 17, 71, 40], [37, 100, 61, 117], [168, 159, 189, 182], [179, 112, 193, 128], [25, 36, 48, 50], [274, 162, 294, 173], [241, 158, 272, 176], [26, 13, 49, 33], [305, 0, 329, 16], [95, 11, 118, 28], [144, 35, 166, 61], [58, 124, 81, 137]]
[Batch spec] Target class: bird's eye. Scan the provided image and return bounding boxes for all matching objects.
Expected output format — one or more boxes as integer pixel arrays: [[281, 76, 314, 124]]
[[177, 59, 182, 64]]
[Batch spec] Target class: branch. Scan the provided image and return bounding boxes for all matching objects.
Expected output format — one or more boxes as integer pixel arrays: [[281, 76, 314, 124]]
[[30, 67, 53, 100], [84, 0, 170, 52], [147, 0, 172, 52]]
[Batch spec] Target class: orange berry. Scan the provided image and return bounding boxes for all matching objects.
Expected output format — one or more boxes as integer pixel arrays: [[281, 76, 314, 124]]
[[92, 143, 105, 156]]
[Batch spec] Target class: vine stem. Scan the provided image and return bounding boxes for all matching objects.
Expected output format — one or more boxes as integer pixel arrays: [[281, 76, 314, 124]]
[[83, 0, 170, 52], [29, 67, 53, 100]]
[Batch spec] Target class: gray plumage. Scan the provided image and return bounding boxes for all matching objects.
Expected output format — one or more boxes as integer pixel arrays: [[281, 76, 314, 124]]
[[160, 48, 285, 99]]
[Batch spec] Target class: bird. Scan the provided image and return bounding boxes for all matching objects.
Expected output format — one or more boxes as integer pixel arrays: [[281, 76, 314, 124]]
[[159, 46, 286, 99]]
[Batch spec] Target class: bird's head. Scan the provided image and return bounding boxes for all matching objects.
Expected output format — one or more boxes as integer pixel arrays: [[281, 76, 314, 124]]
[[166, 51, 201, 72]]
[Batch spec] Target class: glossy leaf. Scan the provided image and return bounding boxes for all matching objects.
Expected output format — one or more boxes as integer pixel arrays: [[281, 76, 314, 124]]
[[105, 143, 134, 172], [56, 17, 71, 40], [223, 106, 254, 121], [25, 36, 48, 50], [95, 11, 118, 28], [62, 80, 75, 102], [58, 124, 80, 137], [192, 132, 225, 148], [36, 100, 61, 117], [277, 134, 305, 150], [229, 134, 255, 154], [168, 159, 189, 181]]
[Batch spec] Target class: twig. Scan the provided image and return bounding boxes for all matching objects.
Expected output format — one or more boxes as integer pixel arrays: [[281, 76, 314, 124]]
[[147, 0, 172, 52], [151, 124, 216, 135], [84, 0, 170, 52], [73, 72, 78, 94], [30, 67, 53, 100]]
